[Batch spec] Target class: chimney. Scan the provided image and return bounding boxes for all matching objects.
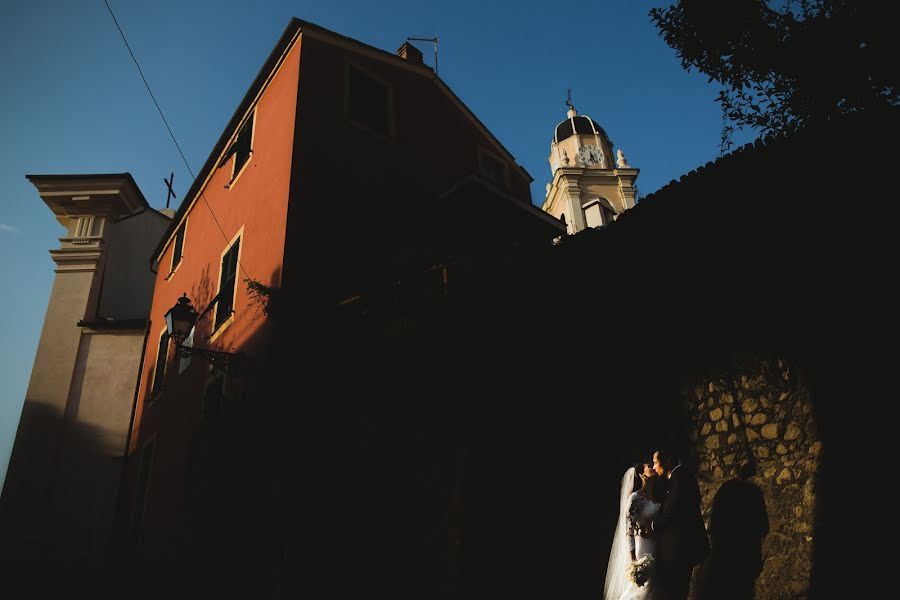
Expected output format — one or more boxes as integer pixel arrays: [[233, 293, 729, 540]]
[[396, 42, 424, 65]]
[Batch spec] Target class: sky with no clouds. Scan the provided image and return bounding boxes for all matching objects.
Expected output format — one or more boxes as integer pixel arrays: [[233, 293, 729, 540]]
[[0, 0, 755, 489]]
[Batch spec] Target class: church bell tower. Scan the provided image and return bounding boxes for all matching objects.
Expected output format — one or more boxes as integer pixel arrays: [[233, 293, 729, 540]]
[[541, 98, 639, 234]]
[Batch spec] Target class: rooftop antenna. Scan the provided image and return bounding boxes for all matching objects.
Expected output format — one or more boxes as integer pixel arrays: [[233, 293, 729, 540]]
[[407, 36, 439, 76], [164, 172, 177, 209]]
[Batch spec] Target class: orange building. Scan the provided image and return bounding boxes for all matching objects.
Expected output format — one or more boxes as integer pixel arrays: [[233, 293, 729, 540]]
[[119, 18, 561, 596]]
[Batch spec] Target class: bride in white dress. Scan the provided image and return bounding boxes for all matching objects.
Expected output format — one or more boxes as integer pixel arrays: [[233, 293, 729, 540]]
[[604, 466, 663, 600]]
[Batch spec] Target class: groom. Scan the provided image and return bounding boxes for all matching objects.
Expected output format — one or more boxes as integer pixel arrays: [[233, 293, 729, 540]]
[[651, 447, 709, 600]]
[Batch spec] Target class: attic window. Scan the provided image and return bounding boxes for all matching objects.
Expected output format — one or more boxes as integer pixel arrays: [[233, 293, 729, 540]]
[[229, 112, 254, 184], [478, 149, 508, 189], [347, 64, 391, 137]]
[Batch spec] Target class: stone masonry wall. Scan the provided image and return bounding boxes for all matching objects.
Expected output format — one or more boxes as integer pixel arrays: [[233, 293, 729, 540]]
[[686, 358, 819, 600]]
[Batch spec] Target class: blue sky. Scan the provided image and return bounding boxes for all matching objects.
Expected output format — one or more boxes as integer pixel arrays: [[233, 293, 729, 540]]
[[0, 0, 753, 489]]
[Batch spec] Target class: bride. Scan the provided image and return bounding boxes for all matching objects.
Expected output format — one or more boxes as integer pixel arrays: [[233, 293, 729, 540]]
[[604, 466, 663, 600]]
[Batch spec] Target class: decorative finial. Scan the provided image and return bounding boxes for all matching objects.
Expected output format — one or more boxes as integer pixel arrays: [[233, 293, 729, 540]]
[[561, 148, 570, 166], [566, 89, 577, 118], [616, 148, 630, 168]]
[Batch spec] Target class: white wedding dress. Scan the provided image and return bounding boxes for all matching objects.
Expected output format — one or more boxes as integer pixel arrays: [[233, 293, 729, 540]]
[[603, 468, 661, 600]]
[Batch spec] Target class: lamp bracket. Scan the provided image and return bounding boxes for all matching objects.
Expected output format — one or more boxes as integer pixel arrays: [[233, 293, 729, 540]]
[[177, 345, 244, 376]]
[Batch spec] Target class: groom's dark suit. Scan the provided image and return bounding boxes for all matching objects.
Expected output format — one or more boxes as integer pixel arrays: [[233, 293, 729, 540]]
[[653, 465, 709, 600]]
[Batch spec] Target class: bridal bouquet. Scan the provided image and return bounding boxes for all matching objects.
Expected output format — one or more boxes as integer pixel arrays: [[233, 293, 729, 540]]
[[627, 555, 655, 587]]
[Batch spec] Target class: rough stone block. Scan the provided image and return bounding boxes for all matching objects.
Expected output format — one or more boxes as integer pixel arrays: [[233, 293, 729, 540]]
[[715, 420, 729, 432], [776, 468, 793, 484], [751, 413, 767, 425], [701, 422, 712, 435], [785, 423, 801, 441], [709, 407, 723, 421], [742, 398, 758, 413], [762, 424, 779, 439]]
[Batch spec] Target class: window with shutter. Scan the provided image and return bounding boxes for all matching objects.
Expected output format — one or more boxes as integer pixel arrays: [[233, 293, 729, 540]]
[[215, 239, 241, 330], [171, 222, 185, 271]]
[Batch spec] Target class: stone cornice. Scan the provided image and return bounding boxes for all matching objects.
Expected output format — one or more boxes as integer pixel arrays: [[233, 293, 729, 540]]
[[27, 174, 149, 226], [49, 245, 104, 272]]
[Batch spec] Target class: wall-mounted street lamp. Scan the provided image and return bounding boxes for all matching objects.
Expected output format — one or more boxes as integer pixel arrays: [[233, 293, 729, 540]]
[[164, 293, 244, 376]]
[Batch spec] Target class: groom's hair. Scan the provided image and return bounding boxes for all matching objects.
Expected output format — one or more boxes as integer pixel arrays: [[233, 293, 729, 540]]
[[655, 446, 679, 470]]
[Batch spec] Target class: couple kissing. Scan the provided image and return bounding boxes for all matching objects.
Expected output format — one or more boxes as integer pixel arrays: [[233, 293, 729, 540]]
[[604, 448, 710, 600]]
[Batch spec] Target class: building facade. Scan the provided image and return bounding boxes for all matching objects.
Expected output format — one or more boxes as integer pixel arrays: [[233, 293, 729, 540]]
[[115, 18, 562, 596], [0, 174, 170, 593]]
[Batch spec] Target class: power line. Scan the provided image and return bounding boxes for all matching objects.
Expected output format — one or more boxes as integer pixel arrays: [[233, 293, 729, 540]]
[[102, 0, 254, 285]]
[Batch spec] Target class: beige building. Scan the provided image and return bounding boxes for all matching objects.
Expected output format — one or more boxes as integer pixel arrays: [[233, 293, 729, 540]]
[[0, 174, 170, 576], [542, 104, 639, 233]]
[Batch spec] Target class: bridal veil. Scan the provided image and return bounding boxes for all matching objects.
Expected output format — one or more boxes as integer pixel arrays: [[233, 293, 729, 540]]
[[604, 467, 634, 600]]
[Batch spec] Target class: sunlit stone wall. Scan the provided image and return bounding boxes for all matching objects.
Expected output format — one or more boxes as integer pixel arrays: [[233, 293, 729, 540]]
[[686, 358, 819, 600]]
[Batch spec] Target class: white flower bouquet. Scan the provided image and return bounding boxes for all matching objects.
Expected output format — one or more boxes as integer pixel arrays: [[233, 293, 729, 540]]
[[627, 554, 655, 587]]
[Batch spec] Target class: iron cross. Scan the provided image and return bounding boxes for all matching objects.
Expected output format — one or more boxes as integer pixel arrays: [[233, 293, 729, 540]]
[[164, 172, 176, 209], [566, 88, 574, 110]]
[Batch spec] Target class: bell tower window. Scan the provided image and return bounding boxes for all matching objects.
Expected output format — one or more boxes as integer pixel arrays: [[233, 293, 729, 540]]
[[72, 216, 103, 238]]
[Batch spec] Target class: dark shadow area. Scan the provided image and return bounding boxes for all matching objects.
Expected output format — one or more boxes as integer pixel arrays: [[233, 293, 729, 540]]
[[272, 109, 897, 600], [694, 469, 769, 600], [0, 404, 127, 599], [9, 111, 894, 599]]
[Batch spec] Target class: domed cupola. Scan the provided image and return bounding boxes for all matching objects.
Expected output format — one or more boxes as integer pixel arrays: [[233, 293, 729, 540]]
[[541, 97, 639, 235], [549, 104, 615, 172], [553, 109, 608, 145]]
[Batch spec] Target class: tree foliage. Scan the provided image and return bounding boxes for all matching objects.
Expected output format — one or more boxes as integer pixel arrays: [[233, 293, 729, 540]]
[[650, 1, 898, 148]]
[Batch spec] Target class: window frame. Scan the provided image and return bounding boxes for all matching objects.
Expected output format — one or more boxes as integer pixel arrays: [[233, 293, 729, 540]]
[[169, 217, 187, 275], [227, 110, 256, 189], [477, 146, 509, 190], [210, 228, 244, 342], [344, 60, 395, 140]]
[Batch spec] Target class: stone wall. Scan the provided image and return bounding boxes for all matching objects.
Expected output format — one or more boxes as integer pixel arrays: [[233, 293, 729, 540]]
[[687, 358, 819, 600]]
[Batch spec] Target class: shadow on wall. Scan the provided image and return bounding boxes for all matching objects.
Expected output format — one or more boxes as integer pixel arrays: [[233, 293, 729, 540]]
[[694, 466, 769, 600], [0, 403, 132, 599]]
